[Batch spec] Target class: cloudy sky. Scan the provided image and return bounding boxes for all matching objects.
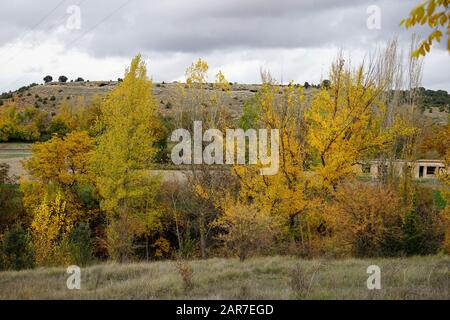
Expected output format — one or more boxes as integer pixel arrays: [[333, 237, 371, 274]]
[[0, 0, 449, 92]]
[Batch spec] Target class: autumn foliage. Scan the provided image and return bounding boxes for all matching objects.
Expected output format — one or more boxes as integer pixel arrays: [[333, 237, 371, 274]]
[[0, 51, 448, 270]]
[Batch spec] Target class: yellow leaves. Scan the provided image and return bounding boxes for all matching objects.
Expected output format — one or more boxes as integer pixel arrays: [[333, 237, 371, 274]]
[[185, 58, 209, 87], [305, 63, 390, 189], [417, 4, 426, 21], [0, 103, 44, 141], [91, 55, 162, 260], [428, 0, 436, 16], [194, 184, 209, 200], [439, 12, 448, 26], [214, 70, 230, 92], [213, 196, 282, 260], [92, 54, 161, 214], [31, 190, 73, 265], [402, 0, 450, 57], [153, 236, 171, 258], [323, 182, 403, 256], [231, 77, 311, 230], [23, 131, 94, 186]]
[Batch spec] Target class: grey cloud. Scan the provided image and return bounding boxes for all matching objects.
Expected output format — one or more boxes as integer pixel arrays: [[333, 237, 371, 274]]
[[0, 0, 419, 56], [0, 0, 448, 91]]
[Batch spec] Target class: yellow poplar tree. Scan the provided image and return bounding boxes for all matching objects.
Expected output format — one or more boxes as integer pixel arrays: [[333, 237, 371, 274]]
[[91, 54, 162, 261], [31, 191, 73, 265], [185, 58, 209, 86]]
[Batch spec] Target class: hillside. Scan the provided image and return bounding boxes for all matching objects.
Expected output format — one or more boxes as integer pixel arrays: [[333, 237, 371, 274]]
[[1, 81, 448, 124], [0, 255, 448, 299], [0, 81, 262, 120]]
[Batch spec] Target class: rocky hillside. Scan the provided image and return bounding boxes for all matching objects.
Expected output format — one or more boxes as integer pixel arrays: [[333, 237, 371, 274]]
[[0, 81, 448, 124], [0, 81, 262, 119]]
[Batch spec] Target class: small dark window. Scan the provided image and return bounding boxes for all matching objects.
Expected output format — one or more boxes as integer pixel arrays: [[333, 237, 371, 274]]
[[362, 164, 370, 174], [419, 166, 424, 178], [426, 166, 436, 175]]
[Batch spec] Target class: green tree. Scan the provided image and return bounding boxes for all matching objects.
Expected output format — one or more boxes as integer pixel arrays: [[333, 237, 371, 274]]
[[43, 75, 53, 83], [66, 222, 93, 266], [1, 224, 35, 270]]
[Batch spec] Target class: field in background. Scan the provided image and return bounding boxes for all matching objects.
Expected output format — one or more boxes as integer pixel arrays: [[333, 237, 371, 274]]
[[0, 143, 31, 180], [0, 255, 448, 300]]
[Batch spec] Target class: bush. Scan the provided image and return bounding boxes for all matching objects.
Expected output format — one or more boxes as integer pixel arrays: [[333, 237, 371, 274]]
[[58, 75, 68, 83], [441, 207, 450, 254], [175, 258, 194, 291], [402, 187, 445, 255], [65, 223, 93, 266], [214, 199, 281, 261], [0, 224, 35, 271], [106, 213, 138, 262], [325, 182, 404, 257], [43, 75, 53, 83], [48, 118, 71, 137], [321, 79, 331, 89]]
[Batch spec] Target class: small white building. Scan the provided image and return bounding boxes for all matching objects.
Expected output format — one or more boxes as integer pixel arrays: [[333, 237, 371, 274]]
[[356, 159, 447, 179]]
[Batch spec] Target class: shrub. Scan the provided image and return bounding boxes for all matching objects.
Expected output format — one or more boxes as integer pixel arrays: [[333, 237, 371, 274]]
[[43, 75, 52, 83], [106, 212, 138, 263], [325, 182, 403, 257], [321, 79, 331, 89], [237, 96, 260, 130], [48, 118, 71, 137], [441, 207, 450, 254], [66, 223, 93, 266], [0, 224, 35, 271], [402, 186, 445, 255], [175, 258, 194, 291], [58, 75, 68, 83], [0, 164, 26, 234], [214, 198, 281, 261], [289, 262, 324, 299]]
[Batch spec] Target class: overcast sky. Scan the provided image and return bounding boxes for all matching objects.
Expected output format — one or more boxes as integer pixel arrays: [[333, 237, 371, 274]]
[[0, 0, 449, 92]]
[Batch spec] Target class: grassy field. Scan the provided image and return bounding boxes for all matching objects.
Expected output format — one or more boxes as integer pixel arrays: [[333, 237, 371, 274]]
[[0, 255, 448, 300]]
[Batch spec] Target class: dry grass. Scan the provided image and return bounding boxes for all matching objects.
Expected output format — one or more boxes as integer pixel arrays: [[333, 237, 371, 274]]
[[0, 255, 448, 300]]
